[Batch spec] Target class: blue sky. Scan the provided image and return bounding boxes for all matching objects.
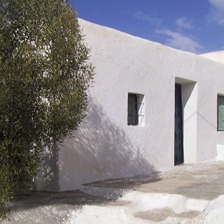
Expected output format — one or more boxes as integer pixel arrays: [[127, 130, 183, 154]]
[[70, 0, 224, 54]]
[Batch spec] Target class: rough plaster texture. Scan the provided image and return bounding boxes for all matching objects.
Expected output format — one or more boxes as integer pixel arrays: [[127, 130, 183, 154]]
[[37, 19, 224, 191]]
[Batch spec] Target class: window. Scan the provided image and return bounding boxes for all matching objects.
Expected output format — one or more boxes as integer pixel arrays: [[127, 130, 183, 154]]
[[218, 95, 224, 131], [128, 93, 145, 126]]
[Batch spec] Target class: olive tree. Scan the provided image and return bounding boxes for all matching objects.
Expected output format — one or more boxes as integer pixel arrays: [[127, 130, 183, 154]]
[[0, 0, 94, 217]]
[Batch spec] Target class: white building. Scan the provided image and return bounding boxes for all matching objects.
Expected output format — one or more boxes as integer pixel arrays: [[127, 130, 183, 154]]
[[37, 19, 224, 192]]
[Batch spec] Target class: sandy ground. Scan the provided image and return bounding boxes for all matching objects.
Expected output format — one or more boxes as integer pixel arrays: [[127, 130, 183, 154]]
[[1, 161, 224, 223]]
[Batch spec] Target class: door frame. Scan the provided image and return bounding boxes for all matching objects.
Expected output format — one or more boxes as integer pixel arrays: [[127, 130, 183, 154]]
[[175, 77, 197, 164]]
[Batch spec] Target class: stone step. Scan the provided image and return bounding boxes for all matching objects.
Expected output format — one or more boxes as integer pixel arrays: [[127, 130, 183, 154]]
[[79, 185, 210, 223], [81, 185, 209, 212], [119, 191, 209, 213]]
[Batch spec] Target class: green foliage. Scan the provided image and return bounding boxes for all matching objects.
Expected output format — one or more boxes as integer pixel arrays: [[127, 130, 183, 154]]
[[0, 0, 94, 218]]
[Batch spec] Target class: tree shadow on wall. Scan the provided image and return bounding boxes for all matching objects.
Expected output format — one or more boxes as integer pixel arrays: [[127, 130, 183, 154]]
[[34, 142, 60, 192], [58, 97, 160, 191]]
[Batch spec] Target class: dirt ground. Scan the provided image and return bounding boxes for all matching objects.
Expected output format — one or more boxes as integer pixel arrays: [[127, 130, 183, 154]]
[[1, 161, 224, 223]]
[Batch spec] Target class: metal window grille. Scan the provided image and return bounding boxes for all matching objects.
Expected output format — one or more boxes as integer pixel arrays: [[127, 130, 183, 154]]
[[218, 95, 224, 131]]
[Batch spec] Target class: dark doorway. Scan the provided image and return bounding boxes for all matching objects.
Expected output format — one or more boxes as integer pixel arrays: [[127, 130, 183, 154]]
[[175, 84, 184, 165]]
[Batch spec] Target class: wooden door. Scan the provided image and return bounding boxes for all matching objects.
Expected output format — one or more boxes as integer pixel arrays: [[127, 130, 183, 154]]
[[175, 84, 184, 165]]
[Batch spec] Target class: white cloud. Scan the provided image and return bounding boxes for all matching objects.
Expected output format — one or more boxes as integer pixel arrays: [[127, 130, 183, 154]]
[[176, 18, 192, 30], [134, 11, 162, 26], [208, 0, 224, 9], [208, 0, 224, 25], [155, 29, 202, 53]]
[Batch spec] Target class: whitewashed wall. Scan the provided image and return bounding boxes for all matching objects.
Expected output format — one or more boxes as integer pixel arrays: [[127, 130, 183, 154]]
[[201, 51, 224, 64], [37, 19, 224, 191]]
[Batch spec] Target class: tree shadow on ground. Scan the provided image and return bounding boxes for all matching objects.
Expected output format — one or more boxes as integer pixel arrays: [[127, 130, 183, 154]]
[[84, 172, 161, 189], [4, 190, 110, 224], [12, 190, 110, 209]]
